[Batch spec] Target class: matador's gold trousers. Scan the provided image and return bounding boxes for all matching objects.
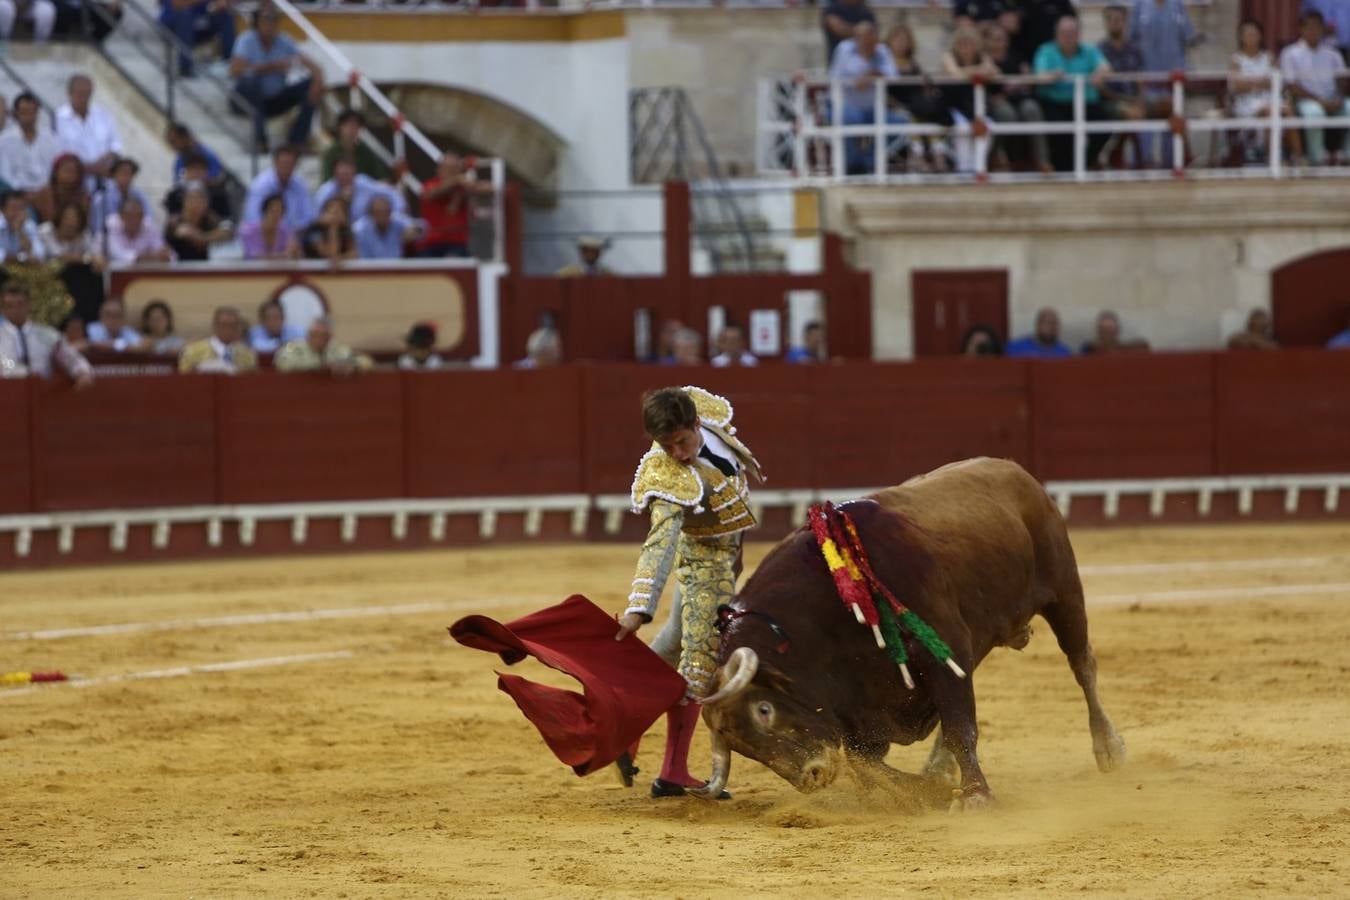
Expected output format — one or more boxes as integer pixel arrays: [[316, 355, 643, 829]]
[[649, 533, 742, 699]]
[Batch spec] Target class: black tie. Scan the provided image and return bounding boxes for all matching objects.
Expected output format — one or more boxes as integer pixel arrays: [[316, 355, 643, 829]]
[[699, 444, 736, 478], [15, 324, 29, 364]]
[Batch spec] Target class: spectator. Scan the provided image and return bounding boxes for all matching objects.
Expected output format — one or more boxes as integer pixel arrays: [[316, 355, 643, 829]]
[[164, 181, 232, 261], [1231, 19, 1303, 164], [942, 27, 1000, 172], [58, 311, 86, 350], [165, 122, 223, 184], [140, 299, 183, 354], [0, 281, 92, 384], [786, 321, 827, 363], [961, 324, 1004, 356], [984, 24, 1051, 172], [557, 235, 614, 276], [710, 323, 758, 367], [321, 108, 390, 183], [1130, 0, 1200, 77], [671, 327, 703, 366], [1281, 11, 1350, 165], [275, 316, 373, 374], [955, 0, 1006, 28], [829, 21, 910, 175], [179, 305, 257, 373], [1015, 0, 1077, 65], [55, 73, 121, 180], [353, 194, 417, 260], [1006, 307, 1072, 357], [398, 322, 444, 370], [1326, 311, 1350, 348], [1097, 4, 1146, 167], [243, 145, 312, 233], [247, 298, 301, 353], [230, 3, 321, 153], [1034, 15, 1112, 172], [300, 197, 356, 263], [648, 318, 684, 364], [0, 189, 45, 263], [30, 152, 88, 224], [159, 0, 235, 77], [1227, 308, 1278, 351], [38, 202, 100, 266], [822, 0, 876, 62], [163, 152, 232, 219], [106, 197, 173, 264], [417, 153, 489, 259], [1304, 0, 1350, 63], [0, 92, 60, 198], [85, 296, 141, 350], [314, 156, 405, 222], [0, 0, 56, 42], [239, 193, 297, 260], [52, 0, 121, 42], [94, 156, 154, 232], [1080, 309, 1150, 353], [886, 23, 951, 173], [513, 326, 562, 368]]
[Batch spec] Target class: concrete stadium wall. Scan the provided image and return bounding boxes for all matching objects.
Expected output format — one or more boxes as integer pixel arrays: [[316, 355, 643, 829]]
[[823, 178, 1350, 360]]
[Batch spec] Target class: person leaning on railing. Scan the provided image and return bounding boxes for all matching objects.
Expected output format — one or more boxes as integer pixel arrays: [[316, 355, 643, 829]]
[[942, 26, 1000, 173], [885, 23, 951, 173], [828, 20, 910, 175], [1279, 10, 1350, 166], [1033, 13, 1112, 172]]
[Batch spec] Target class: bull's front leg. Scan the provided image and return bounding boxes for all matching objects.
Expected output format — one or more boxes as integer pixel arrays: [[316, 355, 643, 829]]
[[844, 738, 950, 812], [925, 647, 993, 810]]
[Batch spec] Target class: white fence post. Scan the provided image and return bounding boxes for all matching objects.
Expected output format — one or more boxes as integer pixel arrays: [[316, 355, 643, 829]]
[[1073, 74, 1086, 181], [1171, 71, 1185, 176], [974, 78, 988, 181], [793, 77, 808, 176], [831, 78, 846, 180], [873, 76, 886, 181], [1270, 69, 1284, 178]]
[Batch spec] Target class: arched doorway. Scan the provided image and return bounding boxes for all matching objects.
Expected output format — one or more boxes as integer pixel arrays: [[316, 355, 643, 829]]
[[1271, 247, 1350, 346]]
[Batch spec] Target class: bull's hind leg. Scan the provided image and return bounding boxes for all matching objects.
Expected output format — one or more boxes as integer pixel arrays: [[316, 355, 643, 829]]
[[1040, 588, 1126, 772]]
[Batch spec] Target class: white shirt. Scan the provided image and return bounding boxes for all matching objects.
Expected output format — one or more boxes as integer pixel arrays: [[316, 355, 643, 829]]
[[86, 322, 143, 351], [55, 103, 123, 168], [699, 426, 740, 475], [710, 351, 759, 368], [0, 217, 47, 261], [0, 127, 61, 191], [1231, 51, 1274, 118], [1280, 39, 1346, 102], [0, 318, 92, 379]]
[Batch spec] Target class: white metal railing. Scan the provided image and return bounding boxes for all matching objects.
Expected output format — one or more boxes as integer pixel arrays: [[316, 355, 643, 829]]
[[759, 68, 1350, 184], [269, 0, 508, 261]]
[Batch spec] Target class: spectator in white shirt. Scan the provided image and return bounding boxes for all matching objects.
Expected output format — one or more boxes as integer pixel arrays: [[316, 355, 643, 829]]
[[0, 282, 93, 385], [353, 194, 417, 260], [397, 322, 445, 370], [710, 323, 758, 367], [55, 73, 121, 179], [1281, 10, 1350, 164], [243, 145, 313, 234], [106, 197, 173, 264], [0, 92, 59, 196], [0, 0, 56, 42], [513, 327, 561, 369], [85, 296, 142, 351], [0, 189, 45, 263]]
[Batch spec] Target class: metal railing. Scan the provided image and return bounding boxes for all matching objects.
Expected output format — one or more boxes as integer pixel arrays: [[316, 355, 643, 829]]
[[269, 0, 508, 261], [758, 68, 1350, 184], [0, 55, 57, 130]]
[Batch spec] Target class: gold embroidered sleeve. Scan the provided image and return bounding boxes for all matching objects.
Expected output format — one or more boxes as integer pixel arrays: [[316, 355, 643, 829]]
[[631, 448, 704, 513], [626, 500, 683, 621]]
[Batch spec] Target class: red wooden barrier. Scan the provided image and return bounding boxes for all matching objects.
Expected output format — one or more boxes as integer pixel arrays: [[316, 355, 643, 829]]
[[0, 379, 33, 514], [28, 375, 218, 511], [216, 372, 405, 503], [1030, 354, 1216, 480], [405, 368, 586, 497], [1214, 349, 1350, 474]]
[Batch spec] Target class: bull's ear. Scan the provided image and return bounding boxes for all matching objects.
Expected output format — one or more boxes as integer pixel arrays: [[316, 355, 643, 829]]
[[758, 661, 796, 695]]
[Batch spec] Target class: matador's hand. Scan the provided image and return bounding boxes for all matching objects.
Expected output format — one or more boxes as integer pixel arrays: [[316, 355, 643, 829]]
[[614, 612, 645, 641]]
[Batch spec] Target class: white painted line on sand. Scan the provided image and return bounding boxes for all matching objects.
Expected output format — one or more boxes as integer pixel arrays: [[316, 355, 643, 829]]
[[1079, 556, 1344, 577], [5, 597, 543, 642], [0, 650, 355, 699], [1091, 581, 1350, 606]]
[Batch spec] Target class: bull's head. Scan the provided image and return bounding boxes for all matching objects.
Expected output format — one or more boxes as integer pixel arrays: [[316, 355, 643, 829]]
[[691, 647, 846, 799]]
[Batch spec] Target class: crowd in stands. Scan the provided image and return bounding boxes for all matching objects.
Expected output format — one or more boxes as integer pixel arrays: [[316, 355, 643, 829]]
[[820, 0, 1350, 173]]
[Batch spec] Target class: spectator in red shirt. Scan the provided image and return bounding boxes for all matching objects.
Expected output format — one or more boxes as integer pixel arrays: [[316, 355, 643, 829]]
[[416, 153, 490, 259]]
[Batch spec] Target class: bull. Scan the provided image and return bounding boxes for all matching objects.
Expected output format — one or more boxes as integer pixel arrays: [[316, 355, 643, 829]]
[[692, 457, 1126, 808]]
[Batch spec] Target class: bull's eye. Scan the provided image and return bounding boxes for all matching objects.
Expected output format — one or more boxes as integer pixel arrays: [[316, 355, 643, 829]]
[[751, 700, 775, 732]]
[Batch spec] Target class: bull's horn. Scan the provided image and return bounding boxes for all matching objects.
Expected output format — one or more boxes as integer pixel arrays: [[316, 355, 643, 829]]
[[701, 647, 759, 706], [689, 728, 731, 800]]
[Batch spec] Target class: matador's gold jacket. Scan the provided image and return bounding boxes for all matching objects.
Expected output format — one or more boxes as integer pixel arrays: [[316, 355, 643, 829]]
[[624, 387, 764, 620]]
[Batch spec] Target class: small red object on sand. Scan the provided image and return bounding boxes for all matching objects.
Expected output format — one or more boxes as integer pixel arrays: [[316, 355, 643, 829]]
[[31, 672, 69, 682]]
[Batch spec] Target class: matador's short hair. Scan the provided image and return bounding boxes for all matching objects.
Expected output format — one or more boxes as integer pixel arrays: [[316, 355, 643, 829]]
[[642, 387, 698, 441]]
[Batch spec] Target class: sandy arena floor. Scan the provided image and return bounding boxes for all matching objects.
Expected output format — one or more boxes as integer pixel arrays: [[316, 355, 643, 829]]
[[3, 524, 1350, 898]]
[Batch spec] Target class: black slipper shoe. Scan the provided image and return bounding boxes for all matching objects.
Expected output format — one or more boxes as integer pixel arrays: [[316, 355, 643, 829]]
[[614, 752, 639, 788], [650, 778, 731, 800]]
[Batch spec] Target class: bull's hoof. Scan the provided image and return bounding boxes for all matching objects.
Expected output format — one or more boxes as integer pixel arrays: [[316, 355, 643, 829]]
[[1094, 733, 1127, 772], [651, 778, 731, 801], [613, 752, 639, 788], [947, 786, 995, 814]]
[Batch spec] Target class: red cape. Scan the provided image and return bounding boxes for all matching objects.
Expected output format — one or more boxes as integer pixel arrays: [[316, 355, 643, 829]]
[[450, 595, 686, 776]]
